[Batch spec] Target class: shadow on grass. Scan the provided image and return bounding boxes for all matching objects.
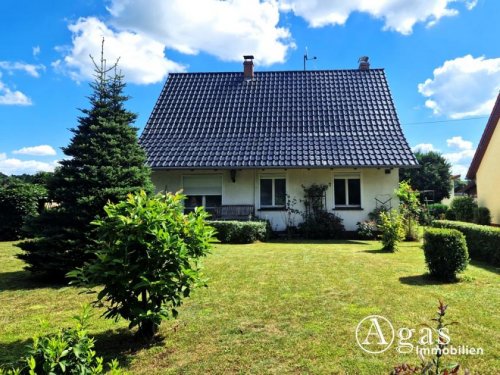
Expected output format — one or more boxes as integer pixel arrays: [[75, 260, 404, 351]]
[[268, 239, 370, 245], [399, 274, 459, 286], [0, 270, 68, 292], [93, 328, 166, 369], [469, 259, 500, 275], [0, 338, 31, 367], [361, 248, 393, 254]]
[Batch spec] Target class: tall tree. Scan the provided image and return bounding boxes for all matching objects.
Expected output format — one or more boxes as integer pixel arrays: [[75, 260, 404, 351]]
[[400, 151, 452, 203], [18, 43, 153, 279]]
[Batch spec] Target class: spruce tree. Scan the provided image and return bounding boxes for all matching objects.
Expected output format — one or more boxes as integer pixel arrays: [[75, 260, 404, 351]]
[[18, 44, 153, 279]]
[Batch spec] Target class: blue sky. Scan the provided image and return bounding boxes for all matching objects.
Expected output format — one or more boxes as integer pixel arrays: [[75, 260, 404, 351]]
[[1, 0, 499, 177]]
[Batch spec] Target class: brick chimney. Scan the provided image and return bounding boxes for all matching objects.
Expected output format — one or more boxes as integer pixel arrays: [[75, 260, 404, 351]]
[[358, 56, 370, 70], [243, 55, 254, 80]]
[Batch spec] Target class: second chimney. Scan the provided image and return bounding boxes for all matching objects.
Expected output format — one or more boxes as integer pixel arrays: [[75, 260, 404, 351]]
[[243, 55, 254, 80], [358, 56, 370, 70]]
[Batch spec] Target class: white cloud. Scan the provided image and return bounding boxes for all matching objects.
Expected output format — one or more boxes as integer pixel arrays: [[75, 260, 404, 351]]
[[33, 46, 41, 58], [108, 0, 294, 66], [443, 149, 475, 164], [13, 145, 57, 156], [0, 156, 58, 175], [53, 17, 186, 85], [450, 164, 468, 178], [446, 136, 473, 150], [0, 61, 45, 78], [418, 55, 500, 119], [279, 0, 476, 35], [0, 80, 32, 106], [412, 143, 438, 153]]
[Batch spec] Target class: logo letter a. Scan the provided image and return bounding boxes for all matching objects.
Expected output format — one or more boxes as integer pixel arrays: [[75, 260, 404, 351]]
[[362, 317, 388, 345]]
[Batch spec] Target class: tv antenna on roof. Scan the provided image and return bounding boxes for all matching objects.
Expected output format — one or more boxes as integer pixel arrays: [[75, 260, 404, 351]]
[[303, 47, 317, 71]]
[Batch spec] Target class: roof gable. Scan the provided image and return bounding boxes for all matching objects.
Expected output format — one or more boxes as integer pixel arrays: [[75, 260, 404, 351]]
[[466, 93, 500, 179], [140, 69, 418, 169]]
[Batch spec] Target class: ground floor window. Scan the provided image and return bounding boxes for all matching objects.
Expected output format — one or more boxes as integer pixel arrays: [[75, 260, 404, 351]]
[[182, 175, 222, 214], [260, 176, 286, 208], [334, 174, 361, 208]]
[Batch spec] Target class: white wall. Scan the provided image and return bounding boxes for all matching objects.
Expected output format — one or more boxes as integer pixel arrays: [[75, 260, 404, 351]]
[[151, 168, 399, 231]]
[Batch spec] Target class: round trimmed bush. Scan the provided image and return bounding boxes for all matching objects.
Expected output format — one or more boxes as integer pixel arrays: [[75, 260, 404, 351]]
[[423, 228, 469, 281]]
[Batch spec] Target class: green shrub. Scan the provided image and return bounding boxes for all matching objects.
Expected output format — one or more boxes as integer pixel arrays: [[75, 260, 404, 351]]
[[209, 220, 270, 244], [432, 220, 500, 266], [0, 181, 46, 240], [69, 191, 214, 341], [298, 211, 345, 239], [474, 206, 491, 225], [379, 210, 405, 252], [423, 228, 468, 281], [427, 203, 449, 220], [0, 305, 120, 375], [448, 196, 476, 222], [356, 220, 378, 239]]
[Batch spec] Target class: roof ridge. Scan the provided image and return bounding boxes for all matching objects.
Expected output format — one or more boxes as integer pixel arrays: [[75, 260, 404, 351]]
[[168, 68, 385, 76]]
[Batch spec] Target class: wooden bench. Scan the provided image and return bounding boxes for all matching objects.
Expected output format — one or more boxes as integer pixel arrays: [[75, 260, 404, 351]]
[[212, 205, 255, 220]]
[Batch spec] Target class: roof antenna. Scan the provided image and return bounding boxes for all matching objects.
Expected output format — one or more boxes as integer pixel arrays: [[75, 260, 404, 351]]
[[303, 47, 317, 71]]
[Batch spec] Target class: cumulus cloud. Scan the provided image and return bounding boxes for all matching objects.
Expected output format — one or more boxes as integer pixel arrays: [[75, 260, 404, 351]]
[[13, 145, 57, 156], [0, 155, 59, 175], [0, 80, 32, 106], [418, 55, 500, 119], [53, 17, 186, 85], [33, 46, 41, 58], [0, 61, 45, 78], [107, 0, 294, 67], [446, 136, 473, 150], [279, 0, 476, 35], [412, 143, 438, 153]]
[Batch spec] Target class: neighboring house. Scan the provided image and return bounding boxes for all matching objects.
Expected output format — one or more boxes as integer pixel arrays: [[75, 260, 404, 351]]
[[140, 56, 418, 230], [467, 93, 500, 225], [441, 174, 461, 205]]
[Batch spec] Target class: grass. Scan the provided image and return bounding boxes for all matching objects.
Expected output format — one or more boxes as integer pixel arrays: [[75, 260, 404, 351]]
[[0, 240, 499, 374]]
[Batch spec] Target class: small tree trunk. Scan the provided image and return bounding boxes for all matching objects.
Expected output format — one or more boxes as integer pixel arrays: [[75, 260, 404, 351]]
[[138, 319, 159, 341]]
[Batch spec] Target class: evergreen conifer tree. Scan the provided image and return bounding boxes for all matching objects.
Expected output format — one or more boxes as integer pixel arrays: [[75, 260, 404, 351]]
[[18, 43, 153, 279]]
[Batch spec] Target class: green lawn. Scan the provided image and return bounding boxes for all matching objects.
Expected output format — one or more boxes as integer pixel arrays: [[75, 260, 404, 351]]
[[0, 240, 498, 374]]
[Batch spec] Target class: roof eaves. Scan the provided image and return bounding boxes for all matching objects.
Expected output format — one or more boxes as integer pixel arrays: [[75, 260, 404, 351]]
[[466, 93, 500, 180]]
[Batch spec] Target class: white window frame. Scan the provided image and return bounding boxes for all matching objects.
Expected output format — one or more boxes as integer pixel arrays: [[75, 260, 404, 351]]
[[259, 176, 286, 208], [333, 173, 362, 208]]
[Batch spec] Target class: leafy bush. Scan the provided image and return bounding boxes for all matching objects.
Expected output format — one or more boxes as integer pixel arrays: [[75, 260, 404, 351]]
[[432, 220, 500, 266], [395, 181, 421, 241], [0, 181, 46, 240], [0, 305, 120, 375], [69, 191, 214, 341], [448, 196, 476, 222], [368, 206, 389, 226], [356, 220, 378, 239], [298, 211, 345, 239], [379, 210, 405, 252], [474, 206, 491, 225], [423, 228, 468, 281], [427, 203, 449, 220], [209, 220, 270, 244]]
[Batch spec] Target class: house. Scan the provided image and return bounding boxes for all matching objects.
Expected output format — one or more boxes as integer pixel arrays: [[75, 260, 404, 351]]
[[466, 93, 500, 225], [139, 56, 418, 231]]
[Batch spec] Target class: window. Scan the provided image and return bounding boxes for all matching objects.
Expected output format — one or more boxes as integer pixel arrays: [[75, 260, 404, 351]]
[[182, 175, 222, 214], [260, 177, 286, 207], [334, 174, 361, 208]]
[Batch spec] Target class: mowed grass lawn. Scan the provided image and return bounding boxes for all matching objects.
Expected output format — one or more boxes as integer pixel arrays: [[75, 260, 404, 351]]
[[0, 240, 499, 374]]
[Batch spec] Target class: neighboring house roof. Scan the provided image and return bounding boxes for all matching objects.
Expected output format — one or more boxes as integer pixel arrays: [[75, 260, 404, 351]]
[[467, 93, 500, 180], [140, 64, 418, 169]]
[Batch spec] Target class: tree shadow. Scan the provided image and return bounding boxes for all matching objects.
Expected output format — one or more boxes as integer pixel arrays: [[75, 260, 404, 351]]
[[469, 259, 500, 275], [399, 274, 459, 286], [0, 270, 68, 292], [361, 248, 394, 254], [0, 338, 31, 366], [267, 239, 371, 245], [93, 328, 167, 369]]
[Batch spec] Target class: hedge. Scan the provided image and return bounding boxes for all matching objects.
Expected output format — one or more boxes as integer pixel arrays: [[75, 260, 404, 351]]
[[432, 220, 500, 266], [209, 221, 270, 244], [423, 228, 468, 281]]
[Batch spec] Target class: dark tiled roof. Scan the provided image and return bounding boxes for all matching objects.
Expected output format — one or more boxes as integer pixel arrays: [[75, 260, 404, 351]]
[[140, 69, 418, 169]]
